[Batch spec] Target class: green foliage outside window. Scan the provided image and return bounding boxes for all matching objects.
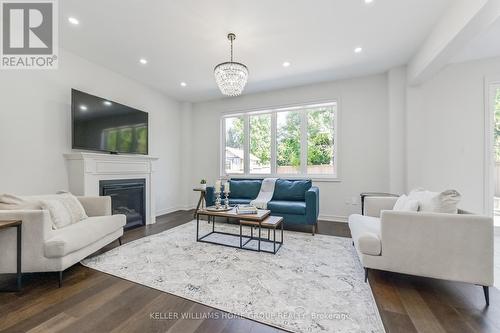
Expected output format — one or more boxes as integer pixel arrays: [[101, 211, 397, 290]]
[[225, 117, 244, 149], [277, 111, 301, 168], [307, 108, 334, 166], [223, 105, 335, 173], [495, 88, 500, 162], [250, 114, 271, 165]]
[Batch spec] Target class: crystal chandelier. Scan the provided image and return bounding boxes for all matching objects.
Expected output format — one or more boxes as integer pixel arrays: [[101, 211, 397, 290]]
[[214, 33, 249, 97]]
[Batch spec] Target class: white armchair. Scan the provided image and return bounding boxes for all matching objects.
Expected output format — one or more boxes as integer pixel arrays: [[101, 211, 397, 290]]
[[0, 196, 125, 287], [349, 196, 494, 305]]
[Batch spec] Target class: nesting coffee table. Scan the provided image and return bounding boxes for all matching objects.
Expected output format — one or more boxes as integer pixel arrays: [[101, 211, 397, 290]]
[[196, 208, 284, 254]]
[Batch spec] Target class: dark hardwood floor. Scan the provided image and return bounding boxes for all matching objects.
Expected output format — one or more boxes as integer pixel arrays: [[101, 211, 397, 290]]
[[0, 210, 498, 333]]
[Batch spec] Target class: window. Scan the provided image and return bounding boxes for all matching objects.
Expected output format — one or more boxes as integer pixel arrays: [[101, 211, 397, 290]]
[[224, 116, 245, 174], [307, 107, 334, 174], [277, 110, 301, 174], [221, 101, 337, 178], [249, 113, 272, 174]]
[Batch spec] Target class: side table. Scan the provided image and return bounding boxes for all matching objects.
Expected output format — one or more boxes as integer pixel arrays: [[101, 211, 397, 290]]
[[0, 220, 22, 292], [193, 188, 207, 218]]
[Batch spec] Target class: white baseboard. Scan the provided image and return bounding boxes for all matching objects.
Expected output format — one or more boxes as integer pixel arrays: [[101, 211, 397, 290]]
[[156, 205, 196, 217], [156, 207, 348, 224], [319, 214, 348, 223]]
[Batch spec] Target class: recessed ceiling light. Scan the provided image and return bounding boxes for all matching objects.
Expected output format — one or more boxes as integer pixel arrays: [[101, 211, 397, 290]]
[[103, 101, 112, 106], [282, 61, 291, 67], [79, 105, 87, 111], [180, 82, 187, 87], [68, 17, 79, 25], [354, 47, 363, 54], [365, 0, 374, 4], [139, 58, 148, 65]]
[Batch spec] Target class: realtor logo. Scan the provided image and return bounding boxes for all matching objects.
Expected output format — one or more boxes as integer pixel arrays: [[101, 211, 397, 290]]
[[1, 0, 58, 69]]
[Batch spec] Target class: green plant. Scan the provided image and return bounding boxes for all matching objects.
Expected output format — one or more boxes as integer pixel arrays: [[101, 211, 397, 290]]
[[200, 179, 207, 184]]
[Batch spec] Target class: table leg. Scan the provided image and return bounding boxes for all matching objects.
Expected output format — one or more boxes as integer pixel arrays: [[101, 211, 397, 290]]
[[212, 216, 215, 232], [194, 193, 203, 218], [239, 223, 242, 248], [281, 221, 284, 243], [273, 227, 276, 253], [16, 224, 22, 291], [258, 224, 261, 251], [196, 214, 199, 241]]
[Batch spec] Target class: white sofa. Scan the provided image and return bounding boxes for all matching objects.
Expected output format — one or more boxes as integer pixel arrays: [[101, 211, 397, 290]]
[[0, 196, 125, 286], [349, 196, 494, 305]]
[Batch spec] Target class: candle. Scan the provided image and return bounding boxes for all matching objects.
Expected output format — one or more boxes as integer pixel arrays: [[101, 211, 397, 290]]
[[215, 180, 221, 193], [225, 181, 230, 193]]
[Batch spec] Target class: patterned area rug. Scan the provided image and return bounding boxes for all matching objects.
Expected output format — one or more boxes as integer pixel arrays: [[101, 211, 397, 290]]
[[81, 221, 385, 333]]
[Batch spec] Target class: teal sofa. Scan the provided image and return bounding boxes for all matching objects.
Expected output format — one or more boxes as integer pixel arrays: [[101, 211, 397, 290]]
[[205, 179, 319, 234]]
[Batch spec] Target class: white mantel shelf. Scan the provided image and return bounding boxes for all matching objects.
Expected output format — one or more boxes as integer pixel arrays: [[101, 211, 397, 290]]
[[63, 152, 159, 225]]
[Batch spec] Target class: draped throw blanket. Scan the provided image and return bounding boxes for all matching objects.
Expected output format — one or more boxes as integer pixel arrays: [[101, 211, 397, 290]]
[[250, 178, 278, 209]]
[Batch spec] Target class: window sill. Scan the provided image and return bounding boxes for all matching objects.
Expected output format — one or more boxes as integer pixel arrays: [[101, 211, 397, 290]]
[[222, 174, 341, 183]]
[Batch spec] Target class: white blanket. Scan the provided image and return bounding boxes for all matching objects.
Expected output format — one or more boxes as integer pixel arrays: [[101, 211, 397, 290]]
[[250, 178, 278, 209]]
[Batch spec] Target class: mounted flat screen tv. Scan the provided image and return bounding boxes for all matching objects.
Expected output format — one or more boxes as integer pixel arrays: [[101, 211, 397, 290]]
[[72, 89, 148, 155]]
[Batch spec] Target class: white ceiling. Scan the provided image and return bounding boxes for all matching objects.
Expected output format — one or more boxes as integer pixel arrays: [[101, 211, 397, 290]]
[[452, 18, 500, 64], [60, 0, 452, 102]]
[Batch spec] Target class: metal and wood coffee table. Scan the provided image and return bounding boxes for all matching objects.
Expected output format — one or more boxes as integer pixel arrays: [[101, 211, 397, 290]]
[[240, 215, 284, 254], [0, 220, 22, 292], [196, 208, 284, 254]]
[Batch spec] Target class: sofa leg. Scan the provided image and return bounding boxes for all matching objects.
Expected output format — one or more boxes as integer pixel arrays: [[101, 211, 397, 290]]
[[364, 268, 369, 283], [483, 286, 490, 306], [58, 271, 63, 288], [312, 224, 316, 236], [118, 237, 122, 246]]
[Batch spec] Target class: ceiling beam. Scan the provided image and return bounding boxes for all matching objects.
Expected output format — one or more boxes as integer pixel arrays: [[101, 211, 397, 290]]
[[407, 0, 500, 85]]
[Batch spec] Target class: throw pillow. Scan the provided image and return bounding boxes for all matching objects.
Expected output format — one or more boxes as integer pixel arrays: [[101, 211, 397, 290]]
[[408, 189, 461, 214], [58, 193, 88, 224], [393, 195, 419, 212], [40, 199, 73, 229]]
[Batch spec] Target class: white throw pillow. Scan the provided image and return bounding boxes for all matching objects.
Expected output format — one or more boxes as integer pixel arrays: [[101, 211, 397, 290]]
[[40, 199, 73, 229], [0, 192, 87, 228], [393, 195, 419, 212], [57, 193, 88, 224], [408, 189, 461, 214]]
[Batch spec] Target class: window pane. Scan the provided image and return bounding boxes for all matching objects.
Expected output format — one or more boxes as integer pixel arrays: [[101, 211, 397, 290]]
[[249, 114, 271, 174], [225, 117, 245, 174], [307, 106, 335, 174], [495, 87, 500, 162], [277, 111, 301, 174]]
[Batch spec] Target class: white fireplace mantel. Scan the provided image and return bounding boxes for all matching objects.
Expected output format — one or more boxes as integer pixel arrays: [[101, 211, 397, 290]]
[[63, 152, 159, 224]]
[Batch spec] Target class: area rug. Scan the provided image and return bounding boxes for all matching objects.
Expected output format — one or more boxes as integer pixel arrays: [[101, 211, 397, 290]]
[[81, 221, 385, 333]]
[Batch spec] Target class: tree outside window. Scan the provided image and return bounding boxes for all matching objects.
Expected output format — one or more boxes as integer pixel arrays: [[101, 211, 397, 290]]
[[222, 102, 337, 178], [250, 114, 271, 174], [224, 117, 245, 174], [307, 107, 335, 174], [277, 111, 301, 174]]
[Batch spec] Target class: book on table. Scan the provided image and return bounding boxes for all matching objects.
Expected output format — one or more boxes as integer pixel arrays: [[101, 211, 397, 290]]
[[235, 204, 258, 214]]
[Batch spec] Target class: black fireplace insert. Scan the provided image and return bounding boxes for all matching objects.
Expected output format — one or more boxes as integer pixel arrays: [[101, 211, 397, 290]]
[[99, 179, 146, 229]]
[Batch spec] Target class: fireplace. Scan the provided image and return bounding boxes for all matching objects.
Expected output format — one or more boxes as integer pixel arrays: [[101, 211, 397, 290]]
[[100, 179, 146, 229]]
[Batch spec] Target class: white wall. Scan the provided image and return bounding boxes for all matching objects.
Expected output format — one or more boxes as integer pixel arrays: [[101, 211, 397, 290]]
[[189, 74, 390, 221], [406, 56, 500, 214], [0, 50, 183, 215], [388, 67, 408, 194]]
